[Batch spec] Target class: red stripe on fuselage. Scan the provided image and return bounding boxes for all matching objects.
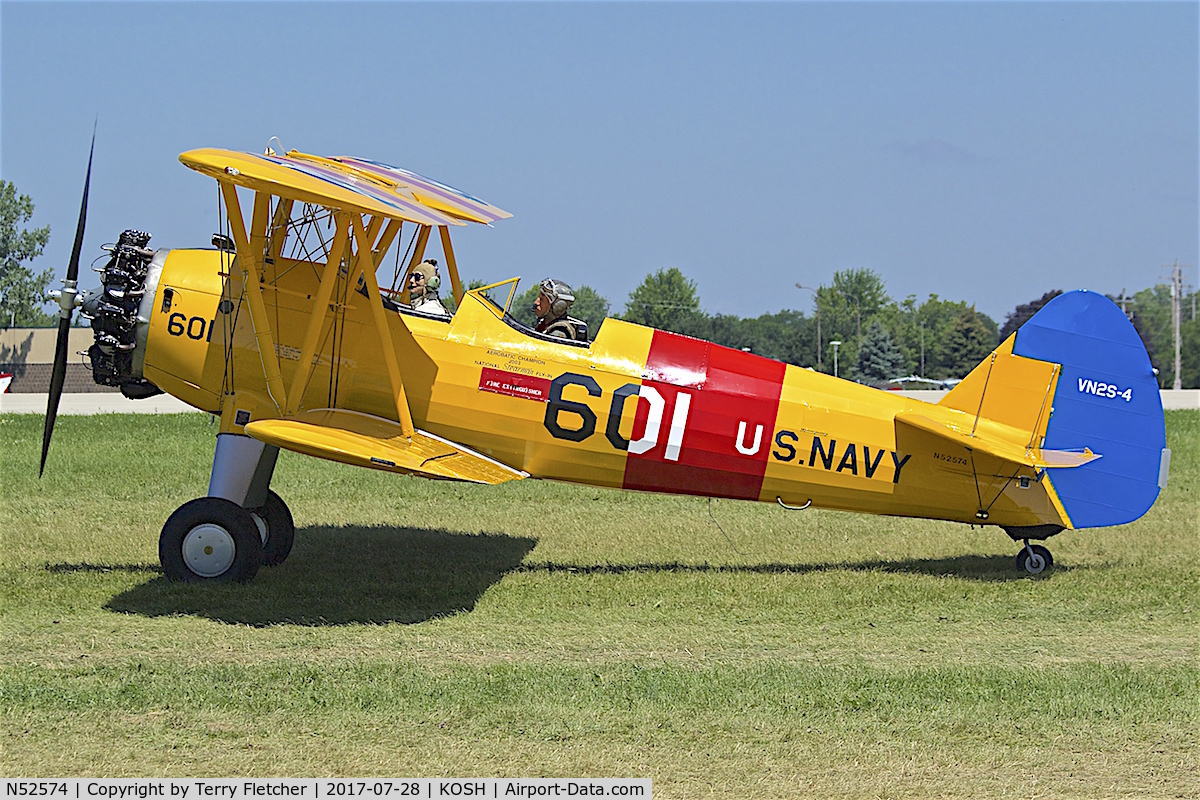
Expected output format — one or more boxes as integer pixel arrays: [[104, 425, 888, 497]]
[[622, 331, 786, 500]]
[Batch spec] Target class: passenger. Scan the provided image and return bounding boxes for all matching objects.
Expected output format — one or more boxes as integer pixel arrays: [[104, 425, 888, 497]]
[[533, 278, 581, 340], [407, 260, 447, 315]]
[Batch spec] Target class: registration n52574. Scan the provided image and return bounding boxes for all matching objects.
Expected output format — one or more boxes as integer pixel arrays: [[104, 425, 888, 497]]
[[5, 785, 69, 797]]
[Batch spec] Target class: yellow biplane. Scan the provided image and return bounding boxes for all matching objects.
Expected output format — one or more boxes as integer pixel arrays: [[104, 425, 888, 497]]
[[42, 138, 1170, 582]]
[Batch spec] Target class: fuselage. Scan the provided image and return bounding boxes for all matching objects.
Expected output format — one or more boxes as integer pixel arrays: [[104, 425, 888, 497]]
[[130, 248, 1069, 531]]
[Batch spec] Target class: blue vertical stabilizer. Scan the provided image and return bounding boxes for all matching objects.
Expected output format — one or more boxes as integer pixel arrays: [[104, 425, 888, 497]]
[[1013, 291, 1167, 529]]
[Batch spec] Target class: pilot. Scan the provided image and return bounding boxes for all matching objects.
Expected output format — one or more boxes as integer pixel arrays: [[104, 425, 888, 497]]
[[533, 278, 580, 340], [408, 260, 447, 315]]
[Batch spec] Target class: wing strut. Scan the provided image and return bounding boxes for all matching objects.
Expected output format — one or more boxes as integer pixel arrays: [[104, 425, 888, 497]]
[[438, 226, 465, 306], [221, 184, 288, 413], [373, 219, 402, 270], [970, 352, 997, 437], [284, 212, 352, 417], [351, 213, 415, 439], [266, 198, 293, 263]]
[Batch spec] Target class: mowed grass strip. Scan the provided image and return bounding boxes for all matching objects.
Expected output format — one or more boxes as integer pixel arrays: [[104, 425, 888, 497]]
[[2, 411, 1197, 797], [3, 661, 1195, 793]]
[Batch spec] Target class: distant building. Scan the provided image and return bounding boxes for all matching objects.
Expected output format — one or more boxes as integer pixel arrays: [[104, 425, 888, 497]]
[[0, 328, 116, 393]]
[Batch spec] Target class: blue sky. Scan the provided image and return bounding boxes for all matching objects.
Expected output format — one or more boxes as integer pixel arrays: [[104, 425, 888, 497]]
[[2, 1, 1196, 324]]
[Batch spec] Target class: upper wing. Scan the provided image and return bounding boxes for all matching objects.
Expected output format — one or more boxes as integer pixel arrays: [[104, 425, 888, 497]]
[[245, 409, 527, 485], [290, 153, 513, 225], [180, 149, 468, 227]]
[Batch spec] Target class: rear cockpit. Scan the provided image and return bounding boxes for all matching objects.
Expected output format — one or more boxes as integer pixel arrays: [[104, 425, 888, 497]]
[[469, 277, 591, 347]]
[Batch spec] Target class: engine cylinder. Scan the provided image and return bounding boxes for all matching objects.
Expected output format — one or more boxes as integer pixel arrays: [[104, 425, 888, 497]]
[[83, 229, 161, 397]]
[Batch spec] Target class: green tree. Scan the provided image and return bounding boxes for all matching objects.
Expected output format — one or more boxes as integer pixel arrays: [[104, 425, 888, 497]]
[[831, 267, 889, 344], [1123, 285, 1200, 390], [944, 306, 998, 376], [1121, 285, 1177, 388], [896, 294, 1001, 379], [854, 319, 905, 384], [564, 285, 610, 340], [707, 309, 812, 364], [1, 181, 53, 327], [812, 267, 891, 373], [621, 267, 707, 336], [1181, 291, 1199, 389], [999, 290, 1063, 341]]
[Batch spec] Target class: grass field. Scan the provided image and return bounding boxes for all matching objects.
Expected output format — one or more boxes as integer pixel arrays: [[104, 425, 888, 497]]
[[2, 411, 1197, 797]]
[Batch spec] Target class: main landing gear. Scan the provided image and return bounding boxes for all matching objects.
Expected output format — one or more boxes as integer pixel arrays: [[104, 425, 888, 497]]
[[159, 433, 295, 582], [1004, 525, 1062, 576]]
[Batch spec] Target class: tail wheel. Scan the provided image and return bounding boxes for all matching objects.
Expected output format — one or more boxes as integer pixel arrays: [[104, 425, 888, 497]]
[[1016, 543, 1054, 576], [253, 489, 295, 567], [160, 497, 263, 582]]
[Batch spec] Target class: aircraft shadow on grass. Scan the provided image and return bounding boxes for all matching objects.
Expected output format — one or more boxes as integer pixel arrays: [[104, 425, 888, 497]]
[[515, 554, 1062, 582], [47, 529, 1055, 627], [93, 525, 538, 627]]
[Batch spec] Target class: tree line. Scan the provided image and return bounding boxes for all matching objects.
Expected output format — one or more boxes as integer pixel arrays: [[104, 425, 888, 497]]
[[608, 267, 1198, 389], [614, 266, 1001, 384], [3, 180, 1196, 387]]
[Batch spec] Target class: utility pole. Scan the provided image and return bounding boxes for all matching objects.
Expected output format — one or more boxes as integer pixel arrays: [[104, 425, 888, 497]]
[[847, 294, 862, 349], [830, 340, 842, 378], [796, 284, 822, 371], [919, 319, 925, 376], [1170, 260, 1182, 390]]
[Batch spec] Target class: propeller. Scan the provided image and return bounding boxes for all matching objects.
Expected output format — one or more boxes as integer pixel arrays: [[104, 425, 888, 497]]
[[40, 127, 95, 478]]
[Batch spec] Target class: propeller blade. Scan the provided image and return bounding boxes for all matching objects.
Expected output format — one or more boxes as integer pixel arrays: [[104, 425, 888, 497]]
[[40, 126, 96, 478], [67, 125, 96, 284], [39, 316, 72, 477]]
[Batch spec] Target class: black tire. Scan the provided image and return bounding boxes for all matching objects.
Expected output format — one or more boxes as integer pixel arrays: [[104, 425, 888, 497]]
[[1015, 544, 1054, 575], [160, 497, 263, 583], [253, 489, 295, 567]]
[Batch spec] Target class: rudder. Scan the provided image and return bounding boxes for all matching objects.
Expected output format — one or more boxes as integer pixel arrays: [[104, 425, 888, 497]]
[[1011, 290, 1166, 529]]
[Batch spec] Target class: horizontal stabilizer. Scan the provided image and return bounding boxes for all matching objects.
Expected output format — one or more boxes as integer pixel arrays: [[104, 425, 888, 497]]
[[245, 409, 527, 485], [895, 411, 1099, 470]]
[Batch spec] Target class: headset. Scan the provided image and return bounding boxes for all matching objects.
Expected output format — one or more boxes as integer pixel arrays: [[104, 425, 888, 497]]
[[539, 278, 574, 318], [411, 259, 440, 291]]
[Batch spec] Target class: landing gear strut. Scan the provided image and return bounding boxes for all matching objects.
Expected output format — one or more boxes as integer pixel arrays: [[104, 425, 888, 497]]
[[159, 433, 294, 582]]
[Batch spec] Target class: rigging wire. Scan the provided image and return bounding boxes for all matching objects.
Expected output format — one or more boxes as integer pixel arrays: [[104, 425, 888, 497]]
[[390, 224, 418, 294], [707, 497, 741, 555]]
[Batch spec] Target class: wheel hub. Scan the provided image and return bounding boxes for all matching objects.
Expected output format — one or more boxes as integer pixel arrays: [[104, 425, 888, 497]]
[[250, 512, 268, 545], [181, 523, 236, 577]]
